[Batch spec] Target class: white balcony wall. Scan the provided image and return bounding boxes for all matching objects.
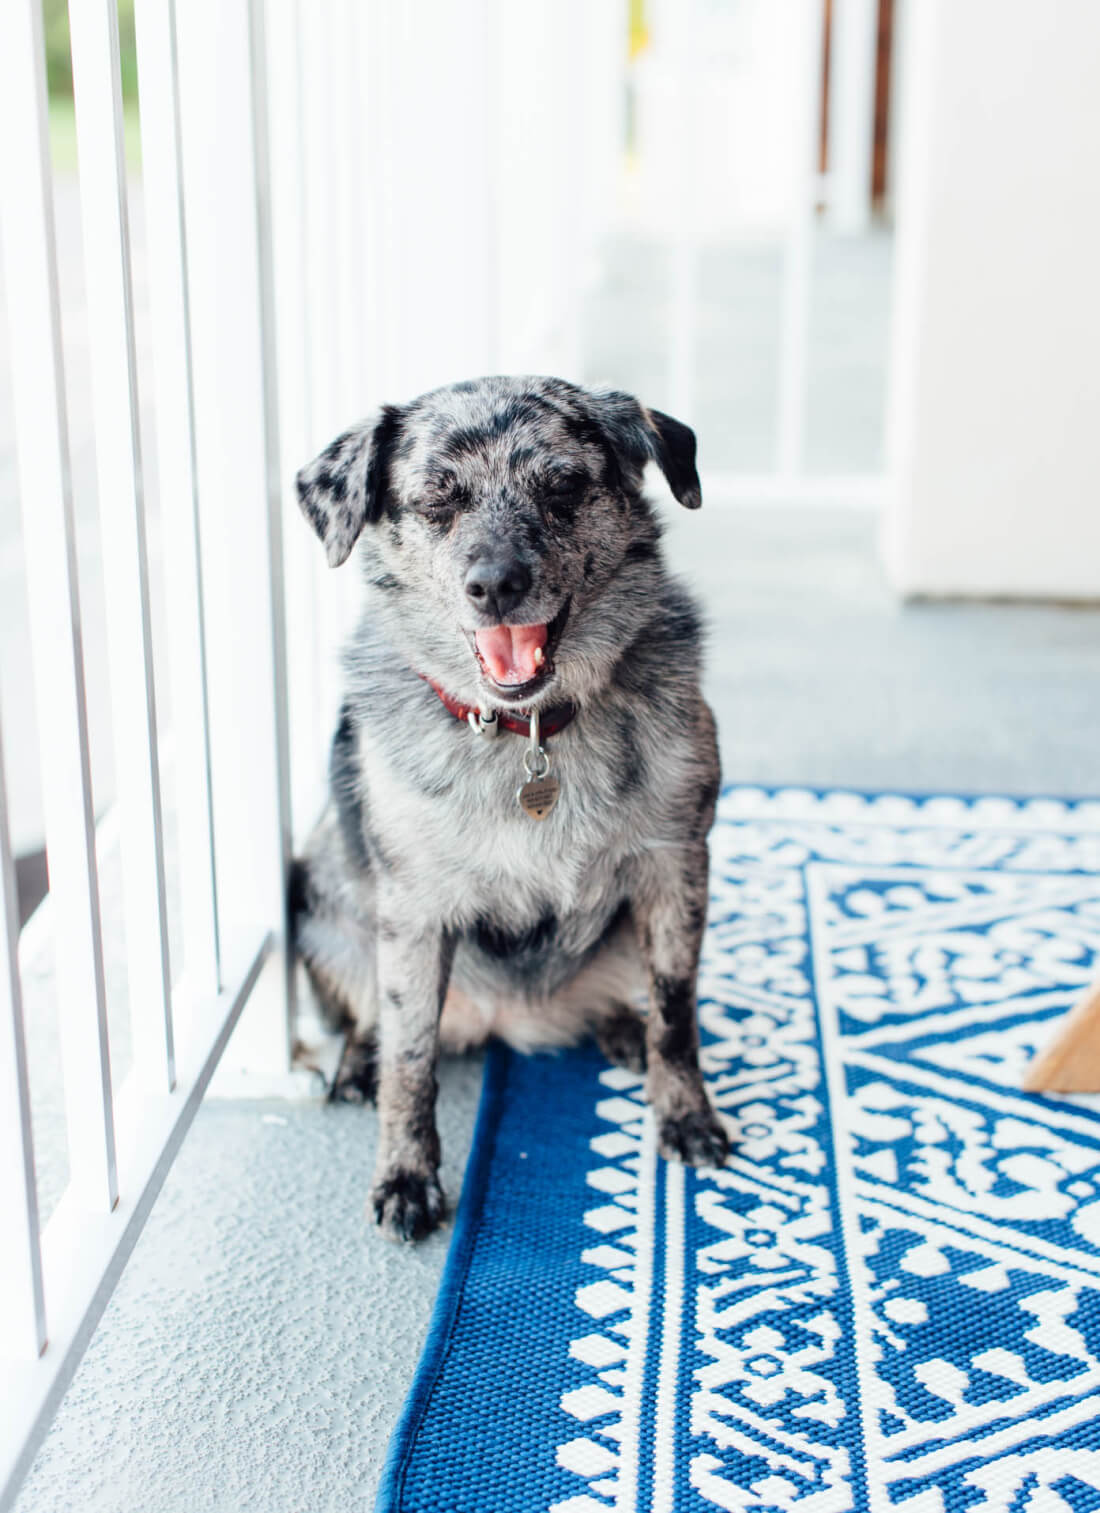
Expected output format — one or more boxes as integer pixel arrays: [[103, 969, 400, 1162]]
[[885, 0, 1100, 599]]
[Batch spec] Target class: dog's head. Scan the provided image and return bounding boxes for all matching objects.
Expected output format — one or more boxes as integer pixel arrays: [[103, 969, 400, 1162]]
[[296, 375, 701, 707]]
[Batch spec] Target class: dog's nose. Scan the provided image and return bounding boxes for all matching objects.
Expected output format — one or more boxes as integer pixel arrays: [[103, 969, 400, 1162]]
[[464, 555, 532, 619]]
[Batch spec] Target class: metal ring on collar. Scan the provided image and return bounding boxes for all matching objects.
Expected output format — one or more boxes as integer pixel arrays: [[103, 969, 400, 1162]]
[[523, 744, 550, 780]]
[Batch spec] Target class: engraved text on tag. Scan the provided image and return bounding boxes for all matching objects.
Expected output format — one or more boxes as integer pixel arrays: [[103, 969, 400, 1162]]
[[517, 773, 560, 820]]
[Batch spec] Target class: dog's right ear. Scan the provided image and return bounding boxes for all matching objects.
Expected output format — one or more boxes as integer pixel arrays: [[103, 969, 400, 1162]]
[[295, 405, 404, 567]]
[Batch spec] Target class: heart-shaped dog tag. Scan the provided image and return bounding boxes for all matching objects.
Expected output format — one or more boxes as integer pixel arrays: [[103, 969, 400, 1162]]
[[517, 773, 560, 820]]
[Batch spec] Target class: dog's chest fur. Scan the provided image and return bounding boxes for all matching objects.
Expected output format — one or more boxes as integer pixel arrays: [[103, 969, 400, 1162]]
[[354, 677, 689, 945]]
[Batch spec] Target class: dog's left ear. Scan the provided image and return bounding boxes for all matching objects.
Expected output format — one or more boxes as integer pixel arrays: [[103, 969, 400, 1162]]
[[296, 405, 404, 567], [588, 388, 701, 509]]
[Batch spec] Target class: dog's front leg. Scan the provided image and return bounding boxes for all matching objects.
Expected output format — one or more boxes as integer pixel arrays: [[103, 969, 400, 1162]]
[[634, 842, 729, 1168], [370, 914, 456, 1241]]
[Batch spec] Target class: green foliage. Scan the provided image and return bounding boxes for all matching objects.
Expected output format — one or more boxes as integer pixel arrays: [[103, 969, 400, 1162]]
[[47, 96, 142, 173], [42, 0, 139, 103]]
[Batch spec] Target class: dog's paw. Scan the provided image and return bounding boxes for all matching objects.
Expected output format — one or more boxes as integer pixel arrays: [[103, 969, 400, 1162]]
[[330, 1038, 378, 1104], [370, 1170, 446, 1242], [657, 1105, 730, 1169], [596, 1004, 648, 1075]]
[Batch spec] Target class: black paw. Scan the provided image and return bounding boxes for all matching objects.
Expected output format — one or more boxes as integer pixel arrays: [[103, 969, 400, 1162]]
[[371, 1170, 446, 1242], [330, 1037, 378, 1104], [596, 1004, 648, 1074], [658, 1105, 730, 1169]]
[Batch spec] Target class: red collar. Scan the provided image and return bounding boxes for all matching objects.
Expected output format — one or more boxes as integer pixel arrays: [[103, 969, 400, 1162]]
[[421, 675, 576, 739]]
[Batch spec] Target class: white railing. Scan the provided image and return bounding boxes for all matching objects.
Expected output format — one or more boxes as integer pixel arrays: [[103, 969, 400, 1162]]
[[642, 0, 889, 504], [0, 1, 624, 1503], [0, 0, 289, 1498]]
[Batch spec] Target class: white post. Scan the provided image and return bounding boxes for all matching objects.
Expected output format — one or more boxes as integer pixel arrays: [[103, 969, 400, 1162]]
[[884, 0, 1100, 598], [776, 0, 826, 477], [265, 0, 327, 847], [249, 0, 298, 1048], [328, 0, 369, 644], [299, 0, 354, 736], [299, 0, 343, 446], [345, 0, 371, 415], [175, 0, 294, 1075], [329, 0, 363, 423], [827, 0, 878, 234], [69, 0, 175, 1090], [132, 0, 221, 1006], [0, 713, 46, 1363], [666, 0, 700, 421], [0, 0, 118, 1210]]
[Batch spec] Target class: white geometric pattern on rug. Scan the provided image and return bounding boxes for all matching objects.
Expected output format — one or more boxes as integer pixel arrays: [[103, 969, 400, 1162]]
[[555, 1068, 652, 1511], [553, 789, 1100, 1512]]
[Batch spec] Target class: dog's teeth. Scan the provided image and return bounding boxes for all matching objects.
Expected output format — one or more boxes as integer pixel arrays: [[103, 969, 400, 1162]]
[[533, 646, 544, 667]]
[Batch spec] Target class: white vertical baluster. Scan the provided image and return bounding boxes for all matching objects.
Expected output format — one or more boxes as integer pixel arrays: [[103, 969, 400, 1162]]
[[249, 0, 297, 1037], [362, 0, 400, 401], [0, 0, 117, 1209], [321, 0, 360, 682], [334, 0, 369, 709], [827, 0, 879, 234], [300, 0, 342, 447], [666, 0, 700, 422], [331, 0, 361, 421], [658, 0, 701, 419], [69, 0, 174, 1088], [175, 0, 293, 1073], [479, 0, 501, 376], [346, 0, 371, 414], [0, 714, 46, 1362], [776, 0, 827, 478], [132, 0, 221, 1004], [299, 0, 353, 731], [307, 72, 335, 858], [265, 0, 326, 846]]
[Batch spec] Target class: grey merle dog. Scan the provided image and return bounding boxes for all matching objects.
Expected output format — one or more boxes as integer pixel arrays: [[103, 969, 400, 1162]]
[[291, 374, 729, 1241]]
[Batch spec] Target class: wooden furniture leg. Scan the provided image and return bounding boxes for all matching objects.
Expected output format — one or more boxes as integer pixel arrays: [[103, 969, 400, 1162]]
[[1023, 981, 1100, 1093]]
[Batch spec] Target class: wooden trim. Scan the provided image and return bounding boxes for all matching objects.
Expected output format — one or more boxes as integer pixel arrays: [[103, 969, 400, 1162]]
[[872, 0, 894, 204], [1023, 981, 1100, 1093]]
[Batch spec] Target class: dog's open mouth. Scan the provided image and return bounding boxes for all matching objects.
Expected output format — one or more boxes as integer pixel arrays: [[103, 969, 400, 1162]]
[[469, 599, 570, 701]]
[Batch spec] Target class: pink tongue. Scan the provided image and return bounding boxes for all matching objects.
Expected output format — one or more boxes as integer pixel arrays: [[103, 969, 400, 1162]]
[[475, 623, 548, 685]]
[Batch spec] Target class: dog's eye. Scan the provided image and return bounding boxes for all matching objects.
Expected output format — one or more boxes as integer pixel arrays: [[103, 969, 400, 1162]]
[[544, 471, 585, 497], [422, 472, 465, 512]]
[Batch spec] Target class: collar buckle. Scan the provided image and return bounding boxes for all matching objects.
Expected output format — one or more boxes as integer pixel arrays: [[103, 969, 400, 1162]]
[[467, 708, 500, 738]]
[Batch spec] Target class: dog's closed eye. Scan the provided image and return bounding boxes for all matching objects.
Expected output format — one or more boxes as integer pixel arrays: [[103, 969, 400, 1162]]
[[422, 470, 469, 512], [543, 469, 586, 495], [535, 469, 589, 509]]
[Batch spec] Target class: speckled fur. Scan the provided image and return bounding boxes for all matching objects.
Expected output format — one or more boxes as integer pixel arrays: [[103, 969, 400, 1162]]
[[292, 376, 728, 1240]]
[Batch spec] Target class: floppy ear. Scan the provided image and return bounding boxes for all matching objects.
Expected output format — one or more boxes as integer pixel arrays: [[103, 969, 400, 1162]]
[[588, 388, 701, 509], [295, 405, 404, 567]]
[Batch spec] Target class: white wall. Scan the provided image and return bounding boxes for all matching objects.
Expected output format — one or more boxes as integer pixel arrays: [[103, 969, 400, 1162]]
[[633, 0, 809, 239], [884, 0, 1100, 599]]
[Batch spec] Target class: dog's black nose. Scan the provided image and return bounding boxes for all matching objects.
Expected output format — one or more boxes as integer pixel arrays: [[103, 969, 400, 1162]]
[[464, 555, 532, 618]]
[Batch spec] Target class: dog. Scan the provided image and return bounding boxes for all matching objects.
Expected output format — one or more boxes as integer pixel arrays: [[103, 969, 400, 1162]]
[[290, 375, 729, 1241]]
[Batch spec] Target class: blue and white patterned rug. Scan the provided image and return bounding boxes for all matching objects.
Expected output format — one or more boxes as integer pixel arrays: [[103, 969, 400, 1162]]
[[375, 787, 1100, 1512]]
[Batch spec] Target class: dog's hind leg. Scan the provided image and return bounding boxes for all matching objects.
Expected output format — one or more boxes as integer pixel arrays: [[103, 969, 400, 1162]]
[[595, 1002, 648, 1074], [300, 950, 379, 1103], [290, 853, 380, 1100], [330, 1031, 378, 1104]]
